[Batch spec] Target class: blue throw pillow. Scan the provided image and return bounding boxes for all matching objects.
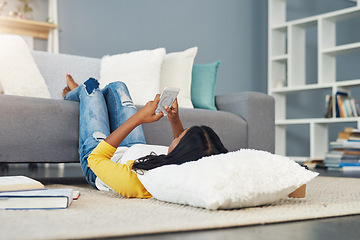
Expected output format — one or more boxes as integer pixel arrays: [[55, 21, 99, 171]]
[[191, 60, 221, 110]]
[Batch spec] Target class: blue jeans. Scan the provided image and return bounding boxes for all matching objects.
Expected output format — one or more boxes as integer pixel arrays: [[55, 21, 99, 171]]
[[64, 78, 146, 188]]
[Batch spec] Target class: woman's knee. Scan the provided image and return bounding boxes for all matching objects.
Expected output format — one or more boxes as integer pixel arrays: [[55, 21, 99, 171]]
[[106, 81, 129, 92], [103, 81, 135, 108], [83, 77, 100, 95]]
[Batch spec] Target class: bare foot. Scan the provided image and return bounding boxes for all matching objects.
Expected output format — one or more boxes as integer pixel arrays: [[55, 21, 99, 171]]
[[62, 86, 71, 98], [62, 73, 79, 98], [66, 73, 79, 90]]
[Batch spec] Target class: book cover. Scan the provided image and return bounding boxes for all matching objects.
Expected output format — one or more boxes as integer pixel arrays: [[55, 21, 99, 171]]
[[339, 162, 360, 167], [335, 91, 349, 118], [73, 190, 80, 200], [345, 127, 360, 133], [341, 166, 360, 172], [350, 98, 358, 117], [337, 94, 347, 117], [324, 94, 333, 118], [338, 131, 360, 140], [0, 188, 74, 210], [0, 176, 44, 192]]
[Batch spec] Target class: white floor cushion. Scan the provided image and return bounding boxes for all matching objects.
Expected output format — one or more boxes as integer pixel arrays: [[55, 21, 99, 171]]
[[138, 149, 319, 210]]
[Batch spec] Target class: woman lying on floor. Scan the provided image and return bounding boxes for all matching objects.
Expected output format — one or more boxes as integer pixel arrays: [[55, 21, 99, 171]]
[[62, 74, 228, 198], [63, 75, 306, 199]]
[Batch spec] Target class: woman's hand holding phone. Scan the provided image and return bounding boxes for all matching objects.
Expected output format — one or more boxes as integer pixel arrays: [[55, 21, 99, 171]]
[[165, 99, 184, 138], [165, 99, 179, 122], [134, 94, 164, 124]]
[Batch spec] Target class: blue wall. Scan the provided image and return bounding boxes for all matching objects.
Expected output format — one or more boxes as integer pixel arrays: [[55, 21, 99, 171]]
[[57, 0, 268, 95]]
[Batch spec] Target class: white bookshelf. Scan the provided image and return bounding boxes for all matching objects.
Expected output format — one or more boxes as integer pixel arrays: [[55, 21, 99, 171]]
[[268, 0, 360, 160]]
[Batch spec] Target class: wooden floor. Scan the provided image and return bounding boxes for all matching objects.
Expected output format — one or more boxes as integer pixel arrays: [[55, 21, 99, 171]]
[[1, 164, 360, 240]]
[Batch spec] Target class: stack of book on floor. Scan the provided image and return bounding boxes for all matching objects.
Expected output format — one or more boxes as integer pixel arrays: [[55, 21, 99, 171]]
[[0, 175, 79, 210], [325, 127, 360, 171]]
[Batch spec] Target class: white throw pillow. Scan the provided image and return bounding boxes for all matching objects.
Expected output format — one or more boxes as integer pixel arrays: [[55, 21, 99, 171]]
[[137, 149, 319, 210], [160, 47, 198, 109], [0, 35, 50, 98], [100, 48, 166, 106]]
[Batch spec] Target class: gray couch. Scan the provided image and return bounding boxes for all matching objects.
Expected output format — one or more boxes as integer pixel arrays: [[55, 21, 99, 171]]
[[0, 51, 275, 164]]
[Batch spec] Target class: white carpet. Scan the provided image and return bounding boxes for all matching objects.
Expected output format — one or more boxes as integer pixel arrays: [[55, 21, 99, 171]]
[[1, 176, 360, 240]]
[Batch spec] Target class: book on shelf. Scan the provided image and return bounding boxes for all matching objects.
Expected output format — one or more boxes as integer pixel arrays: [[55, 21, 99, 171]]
[[324, 92, 360, 118], [0, 175, 44, 192], [324, 94, 333, 118], [335, 91, 348, 118], [0, 188, 74, 210], [334, 91, 359, 118]]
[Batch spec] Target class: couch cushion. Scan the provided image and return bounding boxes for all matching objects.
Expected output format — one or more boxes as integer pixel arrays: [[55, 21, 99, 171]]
[[100, 48, 166, 106], [191, 60, 221, 110], [32, 51, 101, 99], [0, 95, 79, 163], [160, 47, 198, 109]]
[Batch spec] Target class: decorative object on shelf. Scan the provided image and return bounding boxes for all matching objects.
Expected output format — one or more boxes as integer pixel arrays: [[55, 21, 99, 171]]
[[0, 1, 7, 16], [16, 0, 33, 19], [46, 17, 53, 24], [8, 10, 19, 18], [275, 79, 286, 88]]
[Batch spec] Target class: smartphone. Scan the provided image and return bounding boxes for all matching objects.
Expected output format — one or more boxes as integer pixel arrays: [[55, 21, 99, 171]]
[[155, 87, 180, 116]]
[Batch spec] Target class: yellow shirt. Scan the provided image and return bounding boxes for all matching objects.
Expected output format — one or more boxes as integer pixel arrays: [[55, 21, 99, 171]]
[[88, 140, 152, 198]]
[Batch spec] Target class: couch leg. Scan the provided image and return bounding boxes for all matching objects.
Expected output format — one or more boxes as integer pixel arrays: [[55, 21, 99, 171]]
[[28, 163, 38, 172], [0, 163, 9, 173]]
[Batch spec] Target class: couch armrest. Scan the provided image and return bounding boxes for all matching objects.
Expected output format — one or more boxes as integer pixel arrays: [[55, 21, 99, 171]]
[[215, 92, 275, 153], [0, 95, 80, 163]]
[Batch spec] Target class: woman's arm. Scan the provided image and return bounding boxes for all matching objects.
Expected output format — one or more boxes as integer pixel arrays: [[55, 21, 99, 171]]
[[88, 95, 163, 198], [88, 141, 152, 198], [105, 94, 164, 148], [165, 99, 184, 138]]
